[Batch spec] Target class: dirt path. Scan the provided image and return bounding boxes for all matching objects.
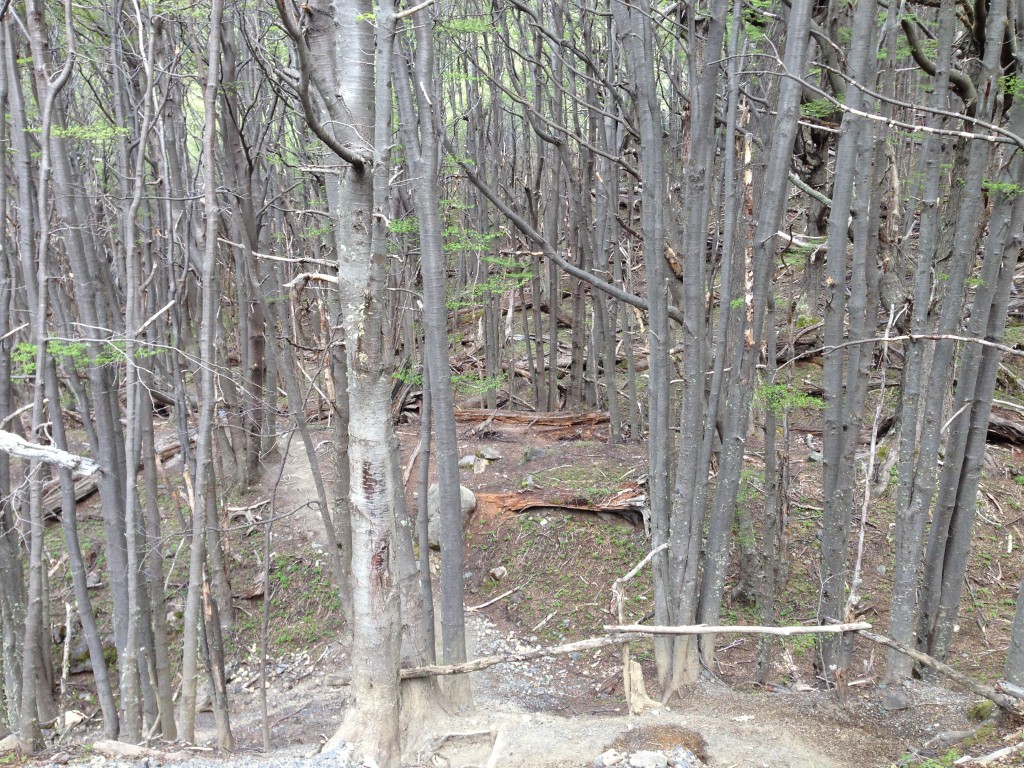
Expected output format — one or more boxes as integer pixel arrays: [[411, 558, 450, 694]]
[[416, 612, 966, 768], [173, 429, 979, 768]]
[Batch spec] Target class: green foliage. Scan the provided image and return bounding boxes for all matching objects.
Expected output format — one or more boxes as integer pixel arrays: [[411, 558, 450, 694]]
[[897, 749, 961, 768], [1001, 74, 1024, 100], [48, 123, 130, 142], [801, 98, 838, 121], [452, 370, 506, 397], [302, 222, 333, 239], [738, 0, 773, 40], [981, 179, 1024, 199], [966, 699, 995, 721], [447, 254, 530, 310], [729, 297, 746, 310], [443, 224, 501, 254], [754, 383, 824, 416], [12, 339, 153, 377], [393, 361, 423, 387], [389, 215, 420, 234], [438, 18, 492, 35]]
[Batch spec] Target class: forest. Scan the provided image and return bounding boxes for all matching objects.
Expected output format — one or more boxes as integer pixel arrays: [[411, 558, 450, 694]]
[[0, 0, 1023, 764]]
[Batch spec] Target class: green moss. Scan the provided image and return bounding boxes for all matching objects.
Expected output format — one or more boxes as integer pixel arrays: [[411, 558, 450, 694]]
[[966, 699, 995, 721]]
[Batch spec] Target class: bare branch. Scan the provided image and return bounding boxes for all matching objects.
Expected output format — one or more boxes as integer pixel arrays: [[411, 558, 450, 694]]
[[0, 429, 99, 474]]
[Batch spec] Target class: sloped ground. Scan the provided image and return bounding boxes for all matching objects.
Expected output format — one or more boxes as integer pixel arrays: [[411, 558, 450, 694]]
[[32, 410, 1024, 767]]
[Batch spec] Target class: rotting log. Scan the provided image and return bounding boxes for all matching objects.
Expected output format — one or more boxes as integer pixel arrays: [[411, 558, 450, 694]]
[[454, 409, 610, 426], [856, 629, 1019, 712], [988, 410, 1024, 446], [474, 486, 645, 521]]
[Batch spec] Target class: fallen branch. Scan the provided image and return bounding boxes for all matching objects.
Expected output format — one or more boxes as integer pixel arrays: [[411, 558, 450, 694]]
[[466, 586, 521, 613], [605, 622, 872, 637], [997, 679, 1024, 699], [91, 739, 188, 762], [856, 629, 1018, 712], [0, 429, 98, 474], [400, 633, 644, 679], [966, 739, 1024, 765]]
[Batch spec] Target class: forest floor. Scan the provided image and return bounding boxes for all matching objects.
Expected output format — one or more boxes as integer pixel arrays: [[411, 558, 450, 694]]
[[28, 388, 1024, 768]]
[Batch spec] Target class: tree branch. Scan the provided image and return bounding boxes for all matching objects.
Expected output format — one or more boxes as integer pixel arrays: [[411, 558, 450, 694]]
[[272, 0, 370, 169], [443, 137, 684, 325], [857, 629, 1019, 712], [900, 18, 977, 113], [0, 429, 99, 474]]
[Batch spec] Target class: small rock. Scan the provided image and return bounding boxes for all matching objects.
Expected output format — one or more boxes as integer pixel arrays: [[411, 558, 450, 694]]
[[459, 455, 476, 469], [62, 709, 87, 729], [522, 446, 548, 462], [597, 749, 623, 766], [489, 566, 508, 581], [0, 735, 17, 752], [881, 689, 911, 711], [86, 571, 103, 589], [629, 751, 668, 768], [668, 746, 706, 768], [477, 446, 502, 461], [426, 485, 477, 549]]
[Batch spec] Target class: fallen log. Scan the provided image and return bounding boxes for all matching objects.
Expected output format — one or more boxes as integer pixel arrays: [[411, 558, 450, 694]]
[[475, 486, 645, 520], [454, 409, 609, 426], [92, 739, 189, 762], [856, 629, 1019, 712], [996, 679, 1024, 700], [987, 411, 1024, 446]]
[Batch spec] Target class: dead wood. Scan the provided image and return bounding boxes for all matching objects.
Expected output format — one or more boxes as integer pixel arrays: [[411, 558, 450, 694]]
[[400, 633, 645, 679], [91, 739, 188, 762], [997, 679, 1024, 699], [474, 487, 644, 520], [401, 622, 869, 680], [42, 434, 190, 518], [466, 586, 522, 612], [0, 429, 98, 473], [856, 629, 1019, 712], [987, 410, 1024, 446], [605, 621, 872, 637], [454, 409, 610, 426], [971, 739, 1024, 765]]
